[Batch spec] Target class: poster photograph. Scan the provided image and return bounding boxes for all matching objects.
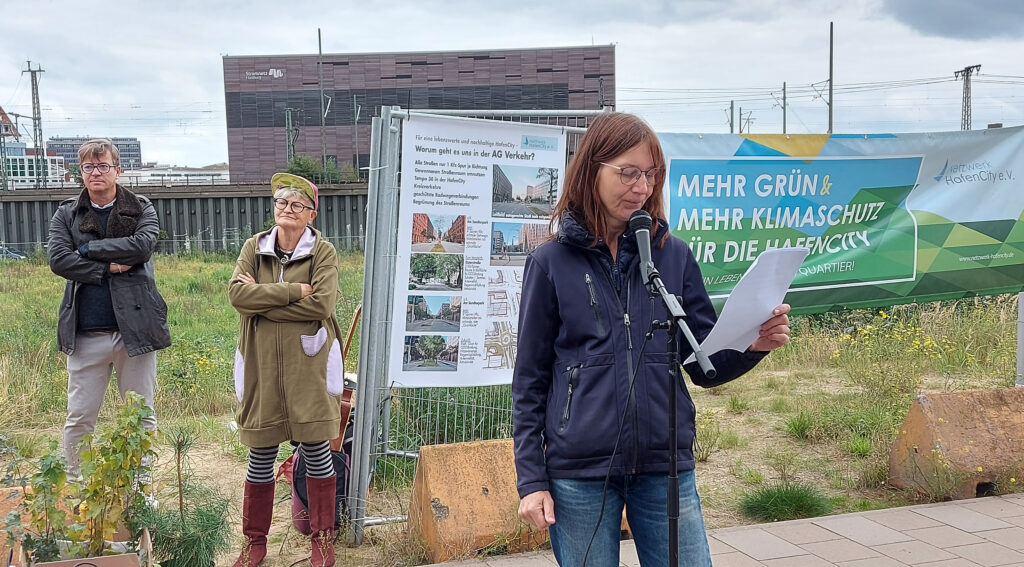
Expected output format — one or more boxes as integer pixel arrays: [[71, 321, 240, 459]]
[[388, 115, 567, 386]]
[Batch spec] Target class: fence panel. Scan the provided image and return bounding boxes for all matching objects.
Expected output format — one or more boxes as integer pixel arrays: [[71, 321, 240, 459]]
[[349, 107, 605, 543], [0, 184, 368, 255]]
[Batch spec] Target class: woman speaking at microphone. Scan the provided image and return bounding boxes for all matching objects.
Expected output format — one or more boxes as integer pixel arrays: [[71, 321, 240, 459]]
[[512, 112, 791, 567]]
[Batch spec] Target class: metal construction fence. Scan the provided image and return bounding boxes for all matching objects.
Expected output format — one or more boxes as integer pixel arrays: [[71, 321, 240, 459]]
[[349, 107, 606, 543]]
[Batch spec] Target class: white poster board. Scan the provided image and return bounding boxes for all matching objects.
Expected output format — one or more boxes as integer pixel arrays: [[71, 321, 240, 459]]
[[388, 115, 568, 387]]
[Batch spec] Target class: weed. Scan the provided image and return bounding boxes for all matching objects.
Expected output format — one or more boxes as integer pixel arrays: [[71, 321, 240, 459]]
[[763, 448, 799, 483], [785, 411, 814, 440], [726, 394, 749, 413], [767, 397, 791, 414], [729, 460, 764, 486], [718, 429, 747, 450], [846, 434, 873, 458], [693, 409, 722, 463]]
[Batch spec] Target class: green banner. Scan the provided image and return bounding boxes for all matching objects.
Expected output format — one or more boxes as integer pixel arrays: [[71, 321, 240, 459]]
[[660, 129, 1024, 313]]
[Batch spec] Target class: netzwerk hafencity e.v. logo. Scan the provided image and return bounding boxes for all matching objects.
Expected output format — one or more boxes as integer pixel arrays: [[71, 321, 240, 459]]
[[933, 159, 1015, 185]]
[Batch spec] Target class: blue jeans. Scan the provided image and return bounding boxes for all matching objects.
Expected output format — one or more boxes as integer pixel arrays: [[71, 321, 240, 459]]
[[548, 471, 712, 567]]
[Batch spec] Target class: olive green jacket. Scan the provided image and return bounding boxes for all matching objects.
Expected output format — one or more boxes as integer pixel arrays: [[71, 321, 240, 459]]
[[229, 226, 342, 447]]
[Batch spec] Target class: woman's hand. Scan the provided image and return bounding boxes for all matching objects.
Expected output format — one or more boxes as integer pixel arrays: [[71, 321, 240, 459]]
[[236, 272, 255, 284], [750, 303, 791, 352], [518, 490, 556, 529], [109, 263, 132, 275], [300, 283, 314, 298]]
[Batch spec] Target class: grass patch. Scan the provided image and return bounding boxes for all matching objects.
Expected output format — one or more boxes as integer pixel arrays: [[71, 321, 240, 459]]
[[767, 396, 791, 414], [846, 434, 873, 457], [785, 411, 814, 440], [718, 429, 748, 450], [739, 482, 833, 522], [0, 251, 364, 431], [726, 394, 749, 413]]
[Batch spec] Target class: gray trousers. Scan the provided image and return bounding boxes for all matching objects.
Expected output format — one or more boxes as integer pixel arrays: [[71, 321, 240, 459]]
[[64, 331, 158, 476]]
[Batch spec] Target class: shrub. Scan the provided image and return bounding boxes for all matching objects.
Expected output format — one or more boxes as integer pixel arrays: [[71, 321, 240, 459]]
[[692, 409, 722, 463]]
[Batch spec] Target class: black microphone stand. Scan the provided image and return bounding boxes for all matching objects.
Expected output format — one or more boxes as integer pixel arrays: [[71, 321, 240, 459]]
[[642, 258, 715, 567]]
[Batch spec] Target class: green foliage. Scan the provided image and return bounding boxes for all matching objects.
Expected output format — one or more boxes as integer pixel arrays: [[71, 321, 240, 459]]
[[408, 253, 463, 288], [75, 392, 156, 556], [784, 411, 814, 440], [338, 162, 360, 182], [718, 429, 747, 450], [68, 163, 84, 186], [286, 154, 340, 184], [693, 409, 722, 463], [726, 394, 749, 413], [3, 444, 73, 563], [846, 434, 873, 458], [0, 395, 154, 562], [0, 253, 364, 430], [136, 427, 231, 567], [739, 482, 833, 522], [729, 460, 764, 485]]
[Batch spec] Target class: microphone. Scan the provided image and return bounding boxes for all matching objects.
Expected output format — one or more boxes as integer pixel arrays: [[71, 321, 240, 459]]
[[627, 209, 716, 379], [628, 210, 655, 284]]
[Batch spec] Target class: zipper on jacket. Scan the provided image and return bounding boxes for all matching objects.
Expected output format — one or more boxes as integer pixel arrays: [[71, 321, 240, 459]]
[[596, 264, 639, 474], [624, 283, 639, 474], [584, 273, 605, 335], [560, 363, 582, 431]]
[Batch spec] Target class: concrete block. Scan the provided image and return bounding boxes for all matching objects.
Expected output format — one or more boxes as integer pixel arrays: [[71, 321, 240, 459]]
[[889, 388, 1024, 499], [408, 439, 547, 563]]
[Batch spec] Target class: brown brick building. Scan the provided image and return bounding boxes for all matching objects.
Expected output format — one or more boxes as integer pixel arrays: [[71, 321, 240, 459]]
[[223, 45, 616, 182]]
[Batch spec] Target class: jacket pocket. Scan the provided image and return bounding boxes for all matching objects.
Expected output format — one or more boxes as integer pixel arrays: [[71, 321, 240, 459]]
[[641, 352, 697, 455], [301, 326, 329, 356], [233, 348, 245, 402], [326, 339, 344, 396], [545, 354, 618, 463], [584, 273, 605, 335], [559, 363, 582, 431]]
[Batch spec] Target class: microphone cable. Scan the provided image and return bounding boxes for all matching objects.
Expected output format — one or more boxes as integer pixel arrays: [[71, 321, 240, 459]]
[[581, 276, 657, 566]]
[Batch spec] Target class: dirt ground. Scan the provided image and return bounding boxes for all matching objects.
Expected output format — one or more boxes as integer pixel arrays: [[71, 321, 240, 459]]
[[162, 441, 382, 567], [6, 367, 932, 566]]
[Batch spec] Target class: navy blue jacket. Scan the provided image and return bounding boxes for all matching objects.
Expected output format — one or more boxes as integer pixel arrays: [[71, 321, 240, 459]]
[[512, 213, 766, 498]]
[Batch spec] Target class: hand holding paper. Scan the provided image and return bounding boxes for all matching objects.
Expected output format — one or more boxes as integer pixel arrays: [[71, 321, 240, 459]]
[[684, 247, 808, 364]]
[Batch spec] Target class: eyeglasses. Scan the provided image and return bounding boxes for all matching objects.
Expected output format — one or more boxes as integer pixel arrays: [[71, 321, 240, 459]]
[[81, 163, 116, 174], [273, 197, 314, 214], [600, 162, 661, 185]]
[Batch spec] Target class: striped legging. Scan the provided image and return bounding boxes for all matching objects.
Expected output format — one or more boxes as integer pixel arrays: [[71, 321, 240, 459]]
[[245, 440, 334, 484]]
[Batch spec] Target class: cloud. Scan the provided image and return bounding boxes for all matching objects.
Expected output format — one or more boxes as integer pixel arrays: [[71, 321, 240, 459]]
[[882, 0, 1024, 39], [1, 0, 1021, 166]]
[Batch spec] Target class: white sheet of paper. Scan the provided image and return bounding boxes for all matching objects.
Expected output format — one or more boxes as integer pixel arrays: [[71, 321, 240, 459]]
[[684, 247, 809, 364]]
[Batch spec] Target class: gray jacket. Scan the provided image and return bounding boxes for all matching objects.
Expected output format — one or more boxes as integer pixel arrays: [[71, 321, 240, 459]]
[[48, 185, 171, 356]]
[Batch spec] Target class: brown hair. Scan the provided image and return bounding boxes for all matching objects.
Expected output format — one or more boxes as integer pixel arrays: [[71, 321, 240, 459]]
[[78, 138, 120, 165], [551, 112, 668, 247]]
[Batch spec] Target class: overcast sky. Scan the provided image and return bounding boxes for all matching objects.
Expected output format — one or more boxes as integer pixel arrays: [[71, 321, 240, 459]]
[[2, 0, 1023, 167]]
